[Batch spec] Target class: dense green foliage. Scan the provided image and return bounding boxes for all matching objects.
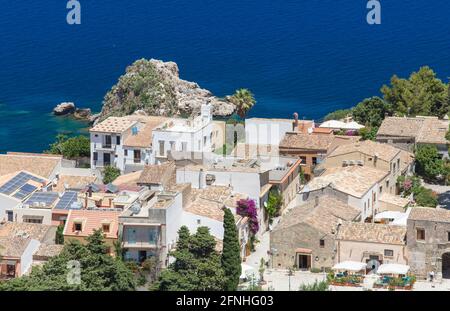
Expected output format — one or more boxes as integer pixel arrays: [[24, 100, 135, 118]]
[[352, 96, 392, 127], [381, 66, 449, 118], [415, 145, 446, 182], [55, 224, 65, 245], [101, 59, 178, 119], [397, 175, 438, 208], [152, 226, 226, 291], [324, 67, 450, 131], [299, 280, 329, 291], [47, 134, 90, 159], [229, 89, 256, 118], [414, 187, 438, 208], [0, 230, 136, 291], [265, 189, 283, 223], [358, 127, 378, 141], [221, 208, 242, 291], [103, 166, 121, 184], [323, 108, 352, 121]]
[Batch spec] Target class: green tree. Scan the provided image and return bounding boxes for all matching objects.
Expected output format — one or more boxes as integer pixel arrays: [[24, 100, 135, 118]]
[[266, 189, 283, 223], [221, 208, 241, 291], [103, 166, 121, 184], [358, 127, 378, 141], [55, 224, 65, 245], [0, 229, 136, 291], [352, 96, 392, 127], [414, 187, 438, 208], [415, 145, 446, 182], [153, 226, 225, 291], [229, 89, 256, 119], [47, 135, 90, 159], [381, 66, 448, 117], [323, 108, 352, 121]]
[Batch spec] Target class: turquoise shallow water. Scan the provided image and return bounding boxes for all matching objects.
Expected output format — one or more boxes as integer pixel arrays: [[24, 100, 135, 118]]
[[1, 1, 450, 152]]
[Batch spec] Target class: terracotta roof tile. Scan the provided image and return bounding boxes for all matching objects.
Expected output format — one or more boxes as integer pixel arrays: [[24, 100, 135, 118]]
[[123, 116, 169, 147], [64, 209, 121, 239], [408, 207, 450, 223], [274, 196, 360, 234], [306, 166, 388, 198], [0, 154, 61, 179], [90, 117, 137, 133], [336, 222, 406, 245], [138, 162, 176, 185]]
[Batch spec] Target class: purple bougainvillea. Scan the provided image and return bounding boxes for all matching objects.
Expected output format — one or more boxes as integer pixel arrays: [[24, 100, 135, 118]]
[[236, 198, 259, 235]]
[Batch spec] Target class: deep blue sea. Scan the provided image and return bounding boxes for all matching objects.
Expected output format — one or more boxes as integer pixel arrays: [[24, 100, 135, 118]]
[[1, 1, 450, 152]]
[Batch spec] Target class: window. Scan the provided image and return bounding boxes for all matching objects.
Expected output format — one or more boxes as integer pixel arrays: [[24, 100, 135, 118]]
[[6, 211, 13, 222], [300, 156, 307, 164], [416, 228, 425, 241], [159, 141, 165, 156], [203, 136, 207, 145], [379, 186, 383, 194], [319, 239, 325, 248], [124, 149, 128, 156], [102, 224, 110, 233], [74, 222, 82, 231], [170, 141, 175, 150], [93, 152, 98, 161], [386, 180, 389, 188], [384, 249, 394, 257], [197, 219, 201, 225], [116, 136, 121, 145], [448, 232, 450, 242], [181, 142, 187, 152], [23, 216, 43, 224], [393, 163, 396, 172], [134, 150, 141, 163], [312, 157, 317, 165]]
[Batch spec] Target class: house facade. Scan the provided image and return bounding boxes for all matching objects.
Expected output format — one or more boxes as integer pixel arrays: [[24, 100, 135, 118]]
[[336, 222, 408, 273], [407, 207, 450, 280], [270, 196, 360, 270], [119, 190, 183, 266]]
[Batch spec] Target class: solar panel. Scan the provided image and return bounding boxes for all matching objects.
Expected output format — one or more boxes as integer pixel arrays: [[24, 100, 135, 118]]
[[12, 183, 38, 199], [55, 191, 78, 210], [0, 172, 45, 195], [25, 192, 59, 206]]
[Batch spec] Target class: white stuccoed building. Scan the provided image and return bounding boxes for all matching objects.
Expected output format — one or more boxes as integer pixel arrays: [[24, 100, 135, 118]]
[[90, 103, 218, 173]]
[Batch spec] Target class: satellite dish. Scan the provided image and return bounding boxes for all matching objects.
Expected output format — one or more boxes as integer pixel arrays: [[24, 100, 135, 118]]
[[367, 259, 381, 273]]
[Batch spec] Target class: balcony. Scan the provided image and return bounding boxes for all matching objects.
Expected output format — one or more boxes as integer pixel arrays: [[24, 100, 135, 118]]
[[95, 143, 116, 151], [122, 241, 160, 249]]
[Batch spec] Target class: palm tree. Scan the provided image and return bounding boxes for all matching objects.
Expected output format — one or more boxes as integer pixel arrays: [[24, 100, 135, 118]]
[[229, 88, 256, 118]]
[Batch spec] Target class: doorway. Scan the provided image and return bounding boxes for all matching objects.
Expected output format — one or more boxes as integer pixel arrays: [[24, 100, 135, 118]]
[[297, 254, 311, 270], [103, 153, 111, 166], [139, 250, 147, 263], [442, 253, 450, 279]]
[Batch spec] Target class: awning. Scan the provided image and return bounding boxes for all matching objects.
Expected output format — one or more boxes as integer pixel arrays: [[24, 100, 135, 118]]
[[332, 261, 367, 272], [377, 264, 410, 275], [295, 248, 312, 254]]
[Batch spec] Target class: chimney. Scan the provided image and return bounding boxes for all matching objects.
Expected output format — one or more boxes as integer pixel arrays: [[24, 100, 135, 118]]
[[293, 112, 299, 131]]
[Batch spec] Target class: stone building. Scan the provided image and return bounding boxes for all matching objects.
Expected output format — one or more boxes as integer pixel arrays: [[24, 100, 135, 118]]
[[336, 222, 408, 273], [270, 196, 359, 270], [376, 116, 449, 158], [407, 207, 450, 280]]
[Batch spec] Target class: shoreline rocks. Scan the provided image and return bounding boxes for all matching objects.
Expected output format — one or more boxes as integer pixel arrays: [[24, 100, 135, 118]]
[[53, 102, 75, 116], [53, 102, 93, 121]]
